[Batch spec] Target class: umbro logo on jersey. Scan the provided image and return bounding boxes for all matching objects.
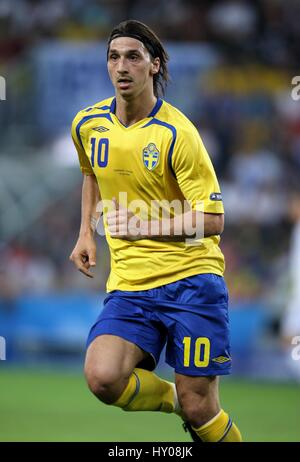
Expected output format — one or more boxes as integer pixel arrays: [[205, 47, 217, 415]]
[[93, 126, 109, 132]]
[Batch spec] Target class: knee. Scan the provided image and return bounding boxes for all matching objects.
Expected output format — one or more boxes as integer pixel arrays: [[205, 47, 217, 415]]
[[84, 365, 129, 404]]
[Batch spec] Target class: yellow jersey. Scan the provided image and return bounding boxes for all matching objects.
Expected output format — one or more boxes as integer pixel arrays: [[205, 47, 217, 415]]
[[71, 97, 225, 292]]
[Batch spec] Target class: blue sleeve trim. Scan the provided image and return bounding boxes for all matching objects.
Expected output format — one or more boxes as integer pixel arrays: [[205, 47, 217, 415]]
[[75, 113, 113, 149], [141, 117, 177, 178]]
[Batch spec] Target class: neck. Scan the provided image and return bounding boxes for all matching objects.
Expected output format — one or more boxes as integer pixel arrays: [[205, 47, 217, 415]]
[[115, 92, 157, 127]]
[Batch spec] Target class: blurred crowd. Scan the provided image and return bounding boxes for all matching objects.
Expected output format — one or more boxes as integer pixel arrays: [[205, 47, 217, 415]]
[[1, 0, 300, 66], [0, 1, 300, 342]]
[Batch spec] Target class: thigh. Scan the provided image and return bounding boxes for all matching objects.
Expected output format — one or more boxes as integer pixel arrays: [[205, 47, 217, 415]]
[[85, 334, 148, 379]]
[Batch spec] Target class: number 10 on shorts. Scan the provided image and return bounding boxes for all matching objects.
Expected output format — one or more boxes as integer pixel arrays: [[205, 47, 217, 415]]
[[183, 337, 210, 367]]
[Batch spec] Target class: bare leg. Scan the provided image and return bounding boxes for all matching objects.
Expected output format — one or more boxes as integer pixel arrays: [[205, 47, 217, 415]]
[[175, 373, 220, 427], [84, 334, 149, 403]]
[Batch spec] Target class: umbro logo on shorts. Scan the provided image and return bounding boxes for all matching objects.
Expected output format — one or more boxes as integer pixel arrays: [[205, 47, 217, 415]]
[[212, 356, 231, 364]]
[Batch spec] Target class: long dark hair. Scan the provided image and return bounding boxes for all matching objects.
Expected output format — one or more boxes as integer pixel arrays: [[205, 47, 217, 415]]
[[107, 20, 169, 97]]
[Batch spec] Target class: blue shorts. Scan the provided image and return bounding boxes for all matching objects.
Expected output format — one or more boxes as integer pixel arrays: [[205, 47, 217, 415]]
[[86, 273, 231, 376]]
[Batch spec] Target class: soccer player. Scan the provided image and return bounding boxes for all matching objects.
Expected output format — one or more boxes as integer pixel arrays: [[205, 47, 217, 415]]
[[70, 20, 242, 442]]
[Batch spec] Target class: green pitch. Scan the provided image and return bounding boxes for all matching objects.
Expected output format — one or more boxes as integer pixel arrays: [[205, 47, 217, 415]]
[[0, 368, 299, 442]]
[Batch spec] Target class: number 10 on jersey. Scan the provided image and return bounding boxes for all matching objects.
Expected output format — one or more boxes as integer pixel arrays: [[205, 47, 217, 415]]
[[91, 137, 109, 168]]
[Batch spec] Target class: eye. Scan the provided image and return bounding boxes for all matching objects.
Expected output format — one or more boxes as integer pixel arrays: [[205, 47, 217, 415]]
[[109, 54, 118, 61]]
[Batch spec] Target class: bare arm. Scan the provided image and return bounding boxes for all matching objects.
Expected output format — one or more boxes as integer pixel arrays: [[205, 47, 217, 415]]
[[107, 203, 224, 242], [148, 211, 224, 241], [78, 174, 101, 236], [69, 174, 100, 277], [203, 213, 224, 237]]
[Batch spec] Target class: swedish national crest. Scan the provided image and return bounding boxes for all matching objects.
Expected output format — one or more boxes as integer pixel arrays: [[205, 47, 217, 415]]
[[143, 143, 159, 171]]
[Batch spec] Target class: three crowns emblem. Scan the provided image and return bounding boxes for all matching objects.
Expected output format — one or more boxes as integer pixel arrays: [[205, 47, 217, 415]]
[[143, 143, 159, 171]]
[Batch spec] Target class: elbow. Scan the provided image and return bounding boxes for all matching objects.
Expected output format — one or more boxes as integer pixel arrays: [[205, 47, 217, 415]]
[[197, 212, 225, 237], [204, 213, 224, 237], [215, 214, 224, 235]]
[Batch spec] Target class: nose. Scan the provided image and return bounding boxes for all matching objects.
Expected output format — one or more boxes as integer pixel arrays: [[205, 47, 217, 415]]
[[116, 56, 129, 75]]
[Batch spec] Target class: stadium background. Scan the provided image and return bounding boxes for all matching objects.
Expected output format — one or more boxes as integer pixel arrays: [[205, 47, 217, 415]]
[[0, 0, 299, 441]]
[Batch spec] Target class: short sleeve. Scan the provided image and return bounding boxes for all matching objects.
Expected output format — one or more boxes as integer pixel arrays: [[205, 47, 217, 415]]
[[172, 128, 224, 214], [71, 113, 94, 175]]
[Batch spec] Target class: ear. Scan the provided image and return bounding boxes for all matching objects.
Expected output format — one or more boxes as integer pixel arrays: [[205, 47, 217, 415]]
[[150, 57, 160, 76]]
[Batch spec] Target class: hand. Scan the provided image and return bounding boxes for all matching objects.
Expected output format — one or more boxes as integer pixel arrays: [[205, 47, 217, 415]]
[[106, 198, 149, 240], [69, 234, 97, 278]]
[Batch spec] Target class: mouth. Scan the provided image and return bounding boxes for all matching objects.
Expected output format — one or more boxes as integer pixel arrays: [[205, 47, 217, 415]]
[[117, 78, 133, 89]]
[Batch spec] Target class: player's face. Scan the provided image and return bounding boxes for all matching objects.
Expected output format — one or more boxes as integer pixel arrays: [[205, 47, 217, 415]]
[[107, 37, 159, 98]]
